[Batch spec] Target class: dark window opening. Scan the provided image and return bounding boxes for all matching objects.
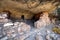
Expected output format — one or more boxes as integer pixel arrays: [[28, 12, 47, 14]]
[[31, 12, 43, 22], [21, 15, 24, 20]]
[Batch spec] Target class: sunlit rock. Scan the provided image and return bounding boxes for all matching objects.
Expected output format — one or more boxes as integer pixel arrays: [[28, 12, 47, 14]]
[[0, 18, 9, 23], [14, 22, 20, 26], [57, 37, 60, 40], [18, 22, 31, 33], [0, 13, 10, 23], [46, 34, 52, 40], [34, 12, 51, 29], [4, 22, 13, 27], [35, 34, 43, 40], [4, 25, 17, 39], [0, 12, 7, 18]]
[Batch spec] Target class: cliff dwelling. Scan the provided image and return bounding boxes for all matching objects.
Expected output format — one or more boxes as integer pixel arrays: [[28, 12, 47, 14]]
[[0, 0, 60, 21]]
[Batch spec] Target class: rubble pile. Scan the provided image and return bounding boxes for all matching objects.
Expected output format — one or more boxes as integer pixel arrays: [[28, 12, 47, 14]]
[[0, 13, 60, 40], [0, 12, 10, 23], [34, 12, 51, 29]]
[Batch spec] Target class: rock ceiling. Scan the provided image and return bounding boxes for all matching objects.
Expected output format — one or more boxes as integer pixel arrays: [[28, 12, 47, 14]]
[[0, 0, 60, 19]]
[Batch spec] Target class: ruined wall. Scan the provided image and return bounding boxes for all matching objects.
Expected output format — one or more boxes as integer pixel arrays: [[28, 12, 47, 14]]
[[1, 10, 34, 19]]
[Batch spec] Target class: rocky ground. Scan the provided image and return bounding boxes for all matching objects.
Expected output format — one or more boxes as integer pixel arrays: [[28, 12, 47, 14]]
[[0, 13, 60, 40]]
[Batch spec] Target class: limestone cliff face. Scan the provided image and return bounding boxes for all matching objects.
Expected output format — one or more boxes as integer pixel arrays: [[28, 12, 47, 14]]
[[0, 0, 34, 19], [0, 0, 59, 19]]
